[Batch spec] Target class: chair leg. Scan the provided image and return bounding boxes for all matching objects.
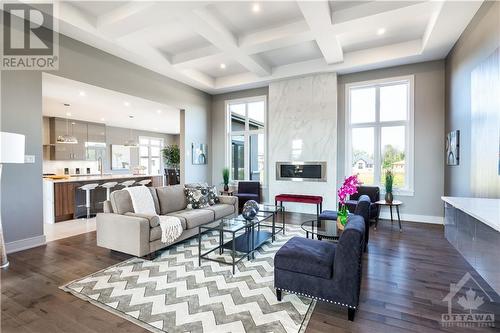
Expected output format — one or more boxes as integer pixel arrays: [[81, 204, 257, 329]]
[[348, 308, 356, 321], [276, 289, 282, 301]]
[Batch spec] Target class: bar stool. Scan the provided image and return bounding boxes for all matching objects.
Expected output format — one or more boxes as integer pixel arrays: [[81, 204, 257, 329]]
[[78, 183, 99, 219], [120, 180, 136, 188], [100, 181, 118, 200], [137, 179, 151, 186]]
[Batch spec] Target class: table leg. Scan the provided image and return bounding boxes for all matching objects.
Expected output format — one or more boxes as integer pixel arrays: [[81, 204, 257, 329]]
[[232, 231, 236, 274], [375, 205, 380, 230], [247, 226, 251, 260], [251, 223, 255, 260], [281, 202, 285, 234], [220, 230, 224, 254], [272, 211, 276, 242], [390, 205, 393, 224], [306, 231, 309, 239], [396, 205, 402, 232], [198, 227, 202, 267], [316, 204, 320, 221]]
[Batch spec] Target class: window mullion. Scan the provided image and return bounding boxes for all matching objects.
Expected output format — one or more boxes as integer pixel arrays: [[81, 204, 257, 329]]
[[374, 87, 381, 185]]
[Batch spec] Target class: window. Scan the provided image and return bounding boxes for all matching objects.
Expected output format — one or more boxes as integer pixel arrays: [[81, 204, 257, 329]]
[[225, 96, 266, 184], [139, 136, 164, 175], [346, 76, 414, 194]]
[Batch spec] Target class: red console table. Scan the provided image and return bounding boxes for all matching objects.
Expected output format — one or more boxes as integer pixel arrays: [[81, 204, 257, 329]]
[[275, 194, 323, 218]]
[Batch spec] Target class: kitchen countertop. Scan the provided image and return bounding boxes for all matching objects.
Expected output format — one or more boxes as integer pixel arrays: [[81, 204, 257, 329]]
[[43, 174, 162, 183], [441, 196, 500, 232]]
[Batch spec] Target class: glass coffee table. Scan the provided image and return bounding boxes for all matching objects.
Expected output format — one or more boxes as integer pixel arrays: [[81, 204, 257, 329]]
[[301, 219, 343, 241], [198, 211, 275, 274], [257, 203, 285, 240]]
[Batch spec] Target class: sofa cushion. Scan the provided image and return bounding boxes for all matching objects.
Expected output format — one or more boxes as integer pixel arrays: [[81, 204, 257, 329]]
[[165, 214, 188, 230], [168, 209, 214, 229], [156, 185, 187, 214], [110, 188, 159, 215], [274, 236, 336, 279], [203, 203, 235, 219]]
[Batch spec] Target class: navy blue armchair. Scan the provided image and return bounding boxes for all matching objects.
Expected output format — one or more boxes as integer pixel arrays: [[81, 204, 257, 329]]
[[274, 216, 365, 321], [346, 186, 379, 223], [234, 181, 260, 213]]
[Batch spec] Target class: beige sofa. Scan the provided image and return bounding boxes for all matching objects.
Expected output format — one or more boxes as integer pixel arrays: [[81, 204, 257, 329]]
[[96, 185, 238, 257]]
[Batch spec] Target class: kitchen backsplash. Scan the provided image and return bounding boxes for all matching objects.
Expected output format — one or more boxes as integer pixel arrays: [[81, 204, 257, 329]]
[[43, 160, 99, 175]]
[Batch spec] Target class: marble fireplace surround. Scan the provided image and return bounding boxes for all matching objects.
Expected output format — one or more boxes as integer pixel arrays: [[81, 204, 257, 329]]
[[268, 73, 338, 214]]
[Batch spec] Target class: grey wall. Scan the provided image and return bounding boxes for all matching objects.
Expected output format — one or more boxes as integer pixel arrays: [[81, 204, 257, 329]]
[[1, 71, 44, 244], [211, 87, 268, 186], [445, 1, 500, 197], [1, 33, 211, 247], [338, 61, 446, 220]]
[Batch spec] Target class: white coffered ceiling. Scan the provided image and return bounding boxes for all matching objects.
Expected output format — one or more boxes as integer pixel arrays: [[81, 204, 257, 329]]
[[51, 0, 483, 94]]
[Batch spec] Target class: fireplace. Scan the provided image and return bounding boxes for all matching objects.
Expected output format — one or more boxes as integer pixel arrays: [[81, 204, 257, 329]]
[[276, 162, 327, 182]]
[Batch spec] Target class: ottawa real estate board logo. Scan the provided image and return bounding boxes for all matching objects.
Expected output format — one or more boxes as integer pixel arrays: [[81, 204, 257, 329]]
[[1, 2, 59, 70], [441, 272, 495, 328]]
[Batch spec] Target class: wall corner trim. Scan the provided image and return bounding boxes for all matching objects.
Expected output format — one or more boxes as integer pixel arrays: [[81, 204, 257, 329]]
[[6, 235, 46, 254], [378, 212, 444, 224]]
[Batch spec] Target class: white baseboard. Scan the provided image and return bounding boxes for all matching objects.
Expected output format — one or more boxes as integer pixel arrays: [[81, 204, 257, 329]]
[[6, 235, 46, 254], [378, 212, 443, 224]]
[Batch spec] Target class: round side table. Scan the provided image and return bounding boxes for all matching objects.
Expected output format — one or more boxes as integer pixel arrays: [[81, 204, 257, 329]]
[[375, 200, 403, 231]]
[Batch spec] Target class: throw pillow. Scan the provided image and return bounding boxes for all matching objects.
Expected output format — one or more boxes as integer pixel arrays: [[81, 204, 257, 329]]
[[185, 187, 209, 209], [208, 186, 220, 206]]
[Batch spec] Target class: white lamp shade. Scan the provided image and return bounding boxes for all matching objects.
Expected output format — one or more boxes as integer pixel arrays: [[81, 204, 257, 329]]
[[1, 132, 25, 164]]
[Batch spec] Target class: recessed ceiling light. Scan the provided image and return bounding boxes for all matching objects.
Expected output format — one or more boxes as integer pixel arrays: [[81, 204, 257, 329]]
[[377, 28, 386, 36], [153, 127, 159, 131], [100, 118, 105, 122], [129, 115, 134, 119], [124, 101, 130, 107], [66, 112, 72, 116], [252, 3, 260, 13], [79, 91, 86, 96], [156, 109, 162, 114], [63, 103, 70, 107], [220, 63, 226, 69]]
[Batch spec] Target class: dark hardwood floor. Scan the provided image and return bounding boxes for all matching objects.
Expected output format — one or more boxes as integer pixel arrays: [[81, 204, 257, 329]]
[[2, 214, 499, 332]]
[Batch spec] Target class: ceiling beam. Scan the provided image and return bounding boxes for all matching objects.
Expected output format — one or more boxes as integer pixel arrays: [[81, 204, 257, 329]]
[[215, 39, 423, 92], [297, 1, 343, 64], [179, 7, 271, 76]]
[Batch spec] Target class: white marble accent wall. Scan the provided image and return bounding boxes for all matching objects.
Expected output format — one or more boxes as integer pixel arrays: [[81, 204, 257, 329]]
[[268, 73, 337, 213]]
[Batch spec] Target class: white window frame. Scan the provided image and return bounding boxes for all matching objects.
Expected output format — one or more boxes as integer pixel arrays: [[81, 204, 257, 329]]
[[345, 75, 415, 196], [224, 95, 267, 185], [139, 136, 164, 175]]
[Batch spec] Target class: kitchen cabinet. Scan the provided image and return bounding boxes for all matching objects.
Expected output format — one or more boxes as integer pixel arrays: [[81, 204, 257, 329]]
[[49, 118, 107, 161], [87, 123, 106, 142], [54, 182, 77, 222]]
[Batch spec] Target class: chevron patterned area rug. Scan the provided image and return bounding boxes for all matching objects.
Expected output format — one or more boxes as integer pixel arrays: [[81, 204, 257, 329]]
[[61, 225, 315, 333]]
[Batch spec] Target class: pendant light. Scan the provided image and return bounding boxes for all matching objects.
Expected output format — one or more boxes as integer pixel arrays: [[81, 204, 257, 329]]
[[56, 110, 78, 144], [123, 115, 138, 147]]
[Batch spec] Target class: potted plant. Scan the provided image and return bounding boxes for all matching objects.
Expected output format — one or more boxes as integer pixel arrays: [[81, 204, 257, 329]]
[[337, 174, 360, 229], [222, 167, 230, 191], [385, 170, 394, 203], [161, 144, 180, 170]]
